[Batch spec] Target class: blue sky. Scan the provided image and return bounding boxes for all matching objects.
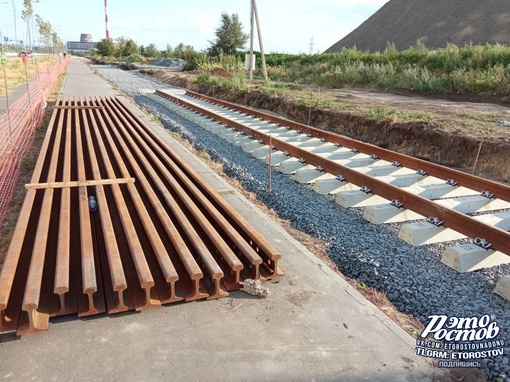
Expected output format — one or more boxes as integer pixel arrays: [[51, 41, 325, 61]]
[[0, 0, 389, 53]]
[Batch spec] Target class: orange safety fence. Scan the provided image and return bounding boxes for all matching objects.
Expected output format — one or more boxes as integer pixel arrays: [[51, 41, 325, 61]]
[[0, 55, 70, 228]]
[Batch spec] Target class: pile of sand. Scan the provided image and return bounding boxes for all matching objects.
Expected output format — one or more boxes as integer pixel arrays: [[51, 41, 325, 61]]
[[325, 0, 510, 52]]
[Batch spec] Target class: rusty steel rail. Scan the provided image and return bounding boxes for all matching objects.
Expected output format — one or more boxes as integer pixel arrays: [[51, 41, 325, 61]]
[[0, 96, 283, 335], [112, 96, 283, 281], [154, 89, 510, 256], [158, 89, 510, 204]]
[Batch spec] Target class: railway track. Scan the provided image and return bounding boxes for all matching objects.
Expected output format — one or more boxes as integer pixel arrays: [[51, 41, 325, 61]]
[[0, 96, 283, 335], [150, 88, 510, 297]]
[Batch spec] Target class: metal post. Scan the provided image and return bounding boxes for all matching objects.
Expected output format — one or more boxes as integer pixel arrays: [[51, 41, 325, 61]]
[[252, 0, 268, 82], [268, 135, 272, 195], [12, 1, 17, 50], [177, 99, 180, 127], [249, 0, 254, 81], [34, 52, 40, 82], [472, 136, 485, 175], [2, 65, 12, 139], [23, 58, 33, 119]]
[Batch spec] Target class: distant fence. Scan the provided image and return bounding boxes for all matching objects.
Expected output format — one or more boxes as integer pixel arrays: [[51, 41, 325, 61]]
[[0, 56, 70, 227]]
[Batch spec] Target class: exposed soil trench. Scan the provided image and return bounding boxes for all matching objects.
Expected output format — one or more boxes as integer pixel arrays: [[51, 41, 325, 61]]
[[149, 71, 510, 183]]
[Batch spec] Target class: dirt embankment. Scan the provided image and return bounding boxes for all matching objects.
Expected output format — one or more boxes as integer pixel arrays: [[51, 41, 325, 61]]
[[150, 71, 510, 183]]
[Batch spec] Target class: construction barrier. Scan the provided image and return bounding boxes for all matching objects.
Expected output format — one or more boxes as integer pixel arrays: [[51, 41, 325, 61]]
[[0, 55, 70, 227]]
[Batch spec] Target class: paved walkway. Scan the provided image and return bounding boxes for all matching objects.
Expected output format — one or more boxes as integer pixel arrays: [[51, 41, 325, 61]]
[[0, 83, 27, 113], [0, 57, 485, 381]]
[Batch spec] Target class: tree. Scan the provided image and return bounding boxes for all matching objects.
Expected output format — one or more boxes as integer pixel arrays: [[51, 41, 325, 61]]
[[162, 44, 173, 58], [115, 36, 128, 57], [96, 38, 115, 56], [121, 38, 139, 57], [21, 0, 35, 49], [174, 42, 193, 58], [51, 31, 64, 53], [208, 12, 248, 56], [35, 14, 52, 52], [145, 43, 160, 58]]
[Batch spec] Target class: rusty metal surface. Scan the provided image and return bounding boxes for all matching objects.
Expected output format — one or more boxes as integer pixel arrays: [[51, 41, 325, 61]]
[[0, 96, 284, 335], [154, 89, 510, 256]]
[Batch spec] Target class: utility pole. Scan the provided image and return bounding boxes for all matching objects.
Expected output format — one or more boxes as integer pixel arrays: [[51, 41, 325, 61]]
[[0, 2, 7, 50], [250, 0, 268, 82], [249, 0, 254, 81], [309, 36, 314, 55], [12, 0, 18, 48]]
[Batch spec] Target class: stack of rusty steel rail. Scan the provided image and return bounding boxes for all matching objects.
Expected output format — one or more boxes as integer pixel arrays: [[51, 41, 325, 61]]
[[0, 96, 283, 335]]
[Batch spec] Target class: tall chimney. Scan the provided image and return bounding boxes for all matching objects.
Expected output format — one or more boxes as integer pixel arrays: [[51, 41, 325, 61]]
[[104, 0, 110, 39]]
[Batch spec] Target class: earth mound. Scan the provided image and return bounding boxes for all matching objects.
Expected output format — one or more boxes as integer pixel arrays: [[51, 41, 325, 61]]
[[325, 0, 510, 52]]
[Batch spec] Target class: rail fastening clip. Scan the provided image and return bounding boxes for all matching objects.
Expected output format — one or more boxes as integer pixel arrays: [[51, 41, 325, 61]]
[[390, 199, 404, 209], [473, 237, 493, 250], [426, 216, 443, 227], [481, 191, 494, 199]]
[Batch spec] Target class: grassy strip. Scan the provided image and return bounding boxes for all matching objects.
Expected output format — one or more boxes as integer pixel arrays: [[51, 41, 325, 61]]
[[186, 42, 510, 102], [0, 55, 62, 96], [257, 43, 510, 96]]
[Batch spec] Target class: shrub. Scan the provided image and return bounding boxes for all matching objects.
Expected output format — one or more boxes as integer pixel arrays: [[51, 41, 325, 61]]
[[125, 53, 147, 64]]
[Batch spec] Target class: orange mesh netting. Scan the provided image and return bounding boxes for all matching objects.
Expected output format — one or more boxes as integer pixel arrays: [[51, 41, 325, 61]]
[[0, 56, 70, 227]]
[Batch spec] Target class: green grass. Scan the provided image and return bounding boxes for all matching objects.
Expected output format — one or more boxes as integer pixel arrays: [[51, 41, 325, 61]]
[[20, 150, 39, 173], [191, 48, 507, 130], [0, 55, 62, 96], [455, 112, 499, 122], [363, 105, 435, 123], [294, 90, 348, 110], [246, 42, 510, 96]]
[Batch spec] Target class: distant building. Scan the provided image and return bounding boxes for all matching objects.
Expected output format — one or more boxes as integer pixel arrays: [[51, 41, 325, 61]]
[[67, 33, 97, 52], [80, 34, 93, 42]]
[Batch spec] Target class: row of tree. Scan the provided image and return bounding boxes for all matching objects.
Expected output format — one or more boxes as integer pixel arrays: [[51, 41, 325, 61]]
[[95, 38, 197, 60], [11, 0, 65, 53], [35, 15, 65, 53], [94, 12, 249, 61]]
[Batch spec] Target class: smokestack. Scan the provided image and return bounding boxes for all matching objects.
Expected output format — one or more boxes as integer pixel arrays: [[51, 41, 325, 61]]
[[104, 0, 110, 39]]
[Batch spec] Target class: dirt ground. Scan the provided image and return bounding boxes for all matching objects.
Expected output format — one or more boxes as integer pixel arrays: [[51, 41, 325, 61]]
[[147, 69, 510, 183]]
